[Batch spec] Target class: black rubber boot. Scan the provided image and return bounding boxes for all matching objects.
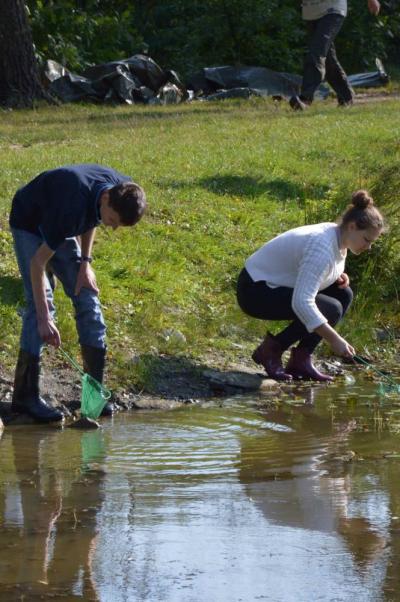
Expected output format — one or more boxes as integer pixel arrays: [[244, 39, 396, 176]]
[[11, 349, 64, 423], [80, 344, 114, 416]]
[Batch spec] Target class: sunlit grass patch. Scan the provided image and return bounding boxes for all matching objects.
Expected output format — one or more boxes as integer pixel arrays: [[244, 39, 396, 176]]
[[1, 97, 400, 389]]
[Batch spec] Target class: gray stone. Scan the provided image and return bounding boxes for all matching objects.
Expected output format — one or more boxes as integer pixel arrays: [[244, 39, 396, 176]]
[[202, 368, 278, 391], [69, 416, 101, 429]]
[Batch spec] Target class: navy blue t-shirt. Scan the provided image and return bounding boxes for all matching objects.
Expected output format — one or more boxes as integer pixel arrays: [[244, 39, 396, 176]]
[[9, 164, 131, 250]]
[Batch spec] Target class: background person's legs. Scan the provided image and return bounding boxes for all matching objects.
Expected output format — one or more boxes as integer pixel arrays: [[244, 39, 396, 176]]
[[300, 14, 346, 103], [325, 42, 354, 105]]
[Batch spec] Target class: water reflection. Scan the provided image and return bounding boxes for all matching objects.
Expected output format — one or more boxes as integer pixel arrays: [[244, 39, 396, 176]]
[[0, 428, 105, 600], [239, 390, 388, 578], [0, 381, 399, 601]]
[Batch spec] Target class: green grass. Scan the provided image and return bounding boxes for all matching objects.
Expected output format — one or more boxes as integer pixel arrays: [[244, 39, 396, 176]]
[[1, 97, 400, 390]]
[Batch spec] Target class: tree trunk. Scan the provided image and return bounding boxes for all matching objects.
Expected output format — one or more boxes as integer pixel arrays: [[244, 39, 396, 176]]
[[0, 0, 49, 108]]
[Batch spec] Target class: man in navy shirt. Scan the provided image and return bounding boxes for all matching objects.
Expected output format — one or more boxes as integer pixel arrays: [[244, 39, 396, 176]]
[[9, 164, 147, 423]]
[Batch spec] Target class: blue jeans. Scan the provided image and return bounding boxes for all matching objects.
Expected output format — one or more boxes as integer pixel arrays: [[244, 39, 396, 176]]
[[11, 228, 106, 356]]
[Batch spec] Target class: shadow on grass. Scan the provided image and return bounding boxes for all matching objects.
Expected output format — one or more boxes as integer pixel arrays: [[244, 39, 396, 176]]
[[158, 175, 331, 202], [133, 353, 268, 400], [0, 276, 23, 306]]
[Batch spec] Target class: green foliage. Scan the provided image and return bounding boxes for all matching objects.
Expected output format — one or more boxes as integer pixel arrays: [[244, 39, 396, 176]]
[[27, 0, 143, 71], [341, 0, 400, 70], [26, 0, 400, 76]]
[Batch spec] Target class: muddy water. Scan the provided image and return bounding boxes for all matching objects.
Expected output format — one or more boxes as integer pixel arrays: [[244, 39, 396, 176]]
[[1, 380, 400, 601]]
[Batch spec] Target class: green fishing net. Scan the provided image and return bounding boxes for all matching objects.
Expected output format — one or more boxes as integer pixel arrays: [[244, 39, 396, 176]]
[[59, 348, 112, 420], [80, 373, 111, 420], [378, 382, 400, 396], [354, 355, 400, 396]]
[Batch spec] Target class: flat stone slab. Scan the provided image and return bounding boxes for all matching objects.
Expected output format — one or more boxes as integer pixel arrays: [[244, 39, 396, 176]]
[[130, 395, 184, 410], [202, 368, 279, 391]]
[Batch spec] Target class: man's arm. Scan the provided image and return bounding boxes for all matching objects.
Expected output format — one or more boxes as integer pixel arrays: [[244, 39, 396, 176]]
[[80, 227, 96, 259], [368, 0, 380, 15], [31, 243, 61, 347], [74, 228, 99, 296]]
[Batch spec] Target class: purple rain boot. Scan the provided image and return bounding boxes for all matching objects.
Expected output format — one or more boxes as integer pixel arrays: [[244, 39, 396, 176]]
[[286, 347, 333, 382], [252, 333, 293, 381]]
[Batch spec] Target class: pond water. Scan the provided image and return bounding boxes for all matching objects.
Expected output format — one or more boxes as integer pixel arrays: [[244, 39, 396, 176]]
[[1, 379, 400, 602]]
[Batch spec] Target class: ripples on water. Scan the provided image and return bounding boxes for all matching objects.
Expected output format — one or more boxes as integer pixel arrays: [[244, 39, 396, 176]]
[[0, 381, 400, 601]]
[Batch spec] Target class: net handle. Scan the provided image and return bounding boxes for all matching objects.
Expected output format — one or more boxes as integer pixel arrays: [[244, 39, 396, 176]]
[[59, 347, 112, 398], [59, 347, 85, 376]]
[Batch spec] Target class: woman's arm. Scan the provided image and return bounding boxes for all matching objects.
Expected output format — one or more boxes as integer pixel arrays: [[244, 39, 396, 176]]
[[315, 323, 354, 357], [292, 239, 354, 357]]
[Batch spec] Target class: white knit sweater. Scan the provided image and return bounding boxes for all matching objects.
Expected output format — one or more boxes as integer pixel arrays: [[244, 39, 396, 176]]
[[245, 223, 347, 332]]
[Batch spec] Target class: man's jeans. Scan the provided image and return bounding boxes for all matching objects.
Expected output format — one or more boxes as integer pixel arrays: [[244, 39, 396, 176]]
[[301, 13, 354, 104], [11, 228, 106, 356]]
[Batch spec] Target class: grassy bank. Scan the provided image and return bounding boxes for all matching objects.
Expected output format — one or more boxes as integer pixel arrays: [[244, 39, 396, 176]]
[[0, 97, 399, 391]]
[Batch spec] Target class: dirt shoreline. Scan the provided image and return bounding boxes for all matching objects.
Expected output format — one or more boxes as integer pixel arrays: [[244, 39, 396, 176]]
[[0, 352, 349, 427]]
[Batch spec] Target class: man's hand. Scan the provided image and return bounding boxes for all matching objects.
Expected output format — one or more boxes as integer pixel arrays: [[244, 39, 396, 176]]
[[38, 316, 61, 348], [337, 272, 350, 288], [368, 0, 380, 15], [74, 262, 99, 296]]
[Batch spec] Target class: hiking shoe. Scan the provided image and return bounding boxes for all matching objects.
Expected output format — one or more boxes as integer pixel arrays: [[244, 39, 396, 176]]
[[289, 95, 308, 111], [338, 98, 354, 108]]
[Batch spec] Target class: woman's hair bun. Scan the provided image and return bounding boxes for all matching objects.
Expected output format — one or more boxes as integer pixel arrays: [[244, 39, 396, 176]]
[[352, 189, 373, 209]]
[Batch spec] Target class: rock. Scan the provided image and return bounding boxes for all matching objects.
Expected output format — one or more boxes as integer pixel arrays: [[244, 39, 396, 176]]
[[130, 395, 182, 410], [259, 378, 281, 390], [69, 416, 101, 429], [374, 328, 392, 342], [319, 360, 343, 375], [161, 329, 187, 345], [344, 374, 356, 385], [202, 368, 278, 391]]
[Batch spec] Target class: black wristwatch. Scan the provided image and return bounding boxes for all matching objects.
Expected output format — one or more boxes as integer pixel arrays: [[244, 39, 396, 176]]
[[80, 255, 93, 263]]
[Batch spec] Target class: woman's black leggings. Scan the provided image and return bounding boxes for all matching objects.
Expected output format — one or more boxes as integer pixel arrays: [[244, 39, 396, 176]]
[[236, 268, 353, 353]]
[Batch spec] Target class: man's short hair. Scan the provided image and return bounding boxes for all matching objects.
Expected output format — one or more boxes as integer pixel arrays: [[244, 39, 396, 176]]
[[108, 182, 147, 225]]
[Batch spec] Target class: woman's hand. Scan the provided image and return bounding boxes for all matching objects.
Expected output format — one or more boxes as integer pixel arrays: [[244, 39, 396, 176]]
[[74, 262, 99, 296], [337, 272, 350, 288], [330, 335, 355, 358]]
